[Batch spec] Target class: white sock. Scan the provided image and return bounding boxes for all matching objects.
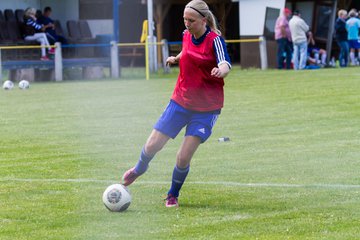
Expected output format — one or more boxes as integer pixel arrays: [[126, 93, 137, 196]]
[[321, 54, 327, 64], [314, 53, 319, 64], [350, 52, 355, 64]]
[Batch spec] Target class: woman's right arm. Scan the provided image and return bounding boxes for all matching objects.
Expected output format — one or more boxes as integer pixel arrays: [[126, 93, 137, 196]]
[[41, 23, 54, 31]]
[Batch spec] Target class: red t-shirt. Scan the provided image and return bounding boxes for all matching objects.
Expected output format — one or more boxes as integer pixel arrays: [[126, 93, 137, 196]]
[[171, 30, 224, 112]]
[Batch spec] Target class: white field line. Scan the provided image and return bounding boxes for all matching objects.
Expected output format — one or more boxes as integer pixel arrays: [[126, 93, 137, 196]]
[[0, 178, 360, 189]]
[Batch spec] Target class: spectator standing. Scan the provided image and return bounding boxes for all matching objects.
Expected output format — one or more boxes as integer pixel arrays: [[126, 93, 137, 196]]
[[346, 9, 360, 65], [274, 8, 292, 69], [289, 10, 309, 70], [23, 7, 54, 60], [335, 9, 349, 67], [37, 6, 68, 45]]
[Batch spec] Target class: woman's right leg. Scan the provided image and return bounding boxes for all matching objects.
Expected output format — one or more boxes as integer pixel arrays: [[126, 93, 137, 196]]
[[123, 100, 187, 186], [122, 129, 170, 186], [135, 129, 170, 174], [144, 129, 171, 156]]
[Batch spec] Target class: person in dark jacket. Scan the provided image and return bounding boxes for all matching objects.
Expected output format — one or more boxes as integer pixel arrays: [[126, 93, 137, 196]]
[[335, 9, 349, 67], [37, 6, 68, 45]]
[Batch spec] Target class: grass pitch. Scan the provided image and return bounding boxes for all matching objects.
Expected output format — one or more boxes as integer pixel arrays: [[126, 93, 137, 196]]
[[0, 67, 360, 239]]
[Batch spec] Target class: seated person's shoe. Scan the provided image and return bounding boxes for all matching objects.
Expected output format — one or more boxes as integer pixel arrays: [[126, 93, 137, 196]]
[[48, 48, 55, 54], [40, 56, 50, 61]]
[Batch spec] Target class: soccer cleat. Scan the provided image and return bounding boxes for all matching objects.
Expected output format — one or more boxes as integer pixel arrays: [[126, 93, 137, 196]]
[[122, 167, 140, 186], [40, 56, 50, 61], [165, 194, 179, 208], [48, 48, 55, 54]]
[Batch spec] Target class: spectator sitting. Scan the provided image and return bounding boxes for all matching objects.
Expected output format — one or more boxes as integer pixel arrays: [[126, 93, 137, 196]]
[[37, 6, 68, 45], [23, 7, 54, 60], [307, 32, 327, 66]]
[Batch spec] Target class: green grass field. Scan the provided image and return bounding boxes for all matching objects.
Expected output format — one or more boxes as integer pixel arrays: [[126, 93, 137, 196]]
[[1, 67, 360, 239]]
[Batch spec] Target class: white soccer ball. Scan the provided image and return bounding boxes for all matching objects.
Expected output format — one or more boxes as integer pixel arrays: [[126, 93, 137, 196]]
[[2, 80, 14, 90], [102, 184, 132, 212], [18, 80, 30, 89]]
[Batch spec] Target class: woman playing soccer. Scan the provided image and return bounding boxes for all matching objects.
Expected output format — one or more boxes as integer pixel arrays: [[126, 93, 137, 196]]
[[122, 0, 231, 207]]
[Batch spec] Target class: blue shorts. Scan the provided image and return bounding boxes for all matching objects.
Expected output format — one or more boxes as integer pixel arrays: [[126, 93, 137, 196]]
[[348, 40, 360, 49], [154, 100, 220, 143], [308, 47, 319, 54]]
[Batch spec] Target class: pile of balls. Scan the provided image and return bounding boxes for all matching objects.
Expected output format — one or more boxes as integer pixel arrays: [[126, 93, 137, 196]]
[[2, 80, 30, 90]]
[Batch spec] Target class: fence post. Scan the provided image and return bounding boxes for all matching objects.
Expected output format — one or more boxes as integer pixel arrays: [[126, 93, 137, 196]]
[[259, 36, 268, 70], [0, 49, 2, 83], [161, 39, 170, 73], [55, 42, 63, 81], [145, 38, 150, 80], [110, 41, 119, 79], [147, 36, 158, 73]]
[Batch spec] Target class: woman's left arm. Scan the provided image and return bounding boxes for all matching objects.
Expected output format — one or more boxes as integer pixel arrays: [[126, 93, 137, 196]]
[[212, 36, 231, 78]]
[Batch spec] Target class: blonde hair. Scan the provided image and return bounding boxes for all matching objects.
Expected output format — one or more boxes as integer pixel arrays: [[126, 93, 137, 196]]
[[338, 9, 347, 18], [24, 7, 36, 17], [349, 9, 358, 17], [185, 0, 221, 35]]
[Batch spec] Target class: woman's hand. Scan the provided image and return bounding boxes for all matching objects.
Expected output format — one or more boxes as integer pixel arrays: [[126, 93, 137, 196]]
[[211, 63, 230, 78], [211, 67, 222, 78], [166, 52, 182, 66], [166, 56, 178, 66]]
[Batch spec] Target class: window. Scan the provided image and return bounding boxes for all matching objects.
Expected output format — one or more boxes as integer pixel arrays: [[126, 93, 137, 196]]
[[263, 7, 280, 41], [314, 5, 332, 40]]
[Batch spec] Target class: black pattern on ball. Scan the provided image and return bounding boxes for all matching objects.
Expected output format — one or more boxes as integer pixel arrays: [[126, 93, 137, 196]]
[[107, 189, 122, 203], [119, 202, 131, 212]]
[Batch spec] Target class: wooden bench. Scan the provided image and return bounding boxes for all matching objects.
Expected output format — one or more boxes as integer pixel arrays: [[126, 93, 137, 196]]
[[119, 46, 144, 67]]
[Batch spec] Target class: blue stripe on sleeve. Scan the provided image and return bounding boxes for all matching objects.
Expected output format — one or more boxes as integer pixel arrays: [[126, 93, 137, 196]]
[[213, 36, 231, 68], [27, 19, 42, 30]]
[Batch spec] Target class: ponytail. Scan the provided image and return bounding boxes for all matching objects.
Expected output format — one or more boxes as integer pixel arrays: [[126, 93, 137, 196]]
[[206, 11, 221, 35]]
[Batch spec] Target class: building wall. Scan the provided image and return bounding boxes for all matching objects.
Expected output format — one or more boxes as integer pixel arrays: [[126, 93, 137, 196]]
[[239, 0, 285, 36], [86, 20, 113, 36], [0, 0, 39, 10], [238, 0, 285, 68], [285, 2, 314, 29], [40, 0, 79, 36]]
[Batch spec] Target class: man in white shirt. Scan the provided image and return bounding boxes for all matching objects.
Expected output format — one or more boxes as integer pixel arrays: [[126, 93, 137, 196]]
[[289, 10, 310, 70]]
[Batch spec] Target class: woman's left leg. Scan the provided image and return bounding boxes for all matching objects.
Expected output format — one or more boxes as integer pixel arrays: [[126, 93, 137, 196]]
[[166, 136, 201, 207], [166, 111, 219, 207]]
